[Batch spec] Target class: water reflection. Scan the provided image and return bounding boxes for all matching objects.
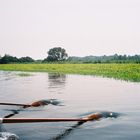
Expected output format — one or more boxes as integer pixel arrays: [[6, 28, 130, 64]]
[[0, 71, 140, 140], [49, 121, 85, 140], [0, 71, 16, 81], [48, 73, 66, 94]]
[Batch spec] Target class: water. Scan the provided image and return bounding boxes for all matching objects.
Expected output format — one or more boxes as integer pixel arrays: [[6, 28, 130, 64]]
[[0, 71, 140, 140]]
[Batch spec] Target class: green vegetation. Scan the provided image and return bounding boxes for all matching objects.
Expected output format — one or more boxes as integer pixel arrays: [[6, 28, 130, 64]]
[[0, 54, 34, 64], [67, 54, 140, 63], [0, 53, 140, 64], [43, 47, 68, 62], [0, 64, 140, 82], [16, 73, 33, 77]]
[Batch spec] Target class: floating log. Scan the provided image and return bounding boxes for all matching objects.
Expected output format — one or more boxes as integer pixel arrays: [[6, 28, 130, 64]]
[[0, 103, 28, 107], [0, 99, 61, 108], [1, 112, 116, 124]]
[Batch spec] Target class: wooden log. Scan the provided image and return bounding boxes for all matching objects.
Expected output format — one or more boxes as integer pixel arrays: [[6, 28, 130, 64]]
[[2, 113, 102, 123]]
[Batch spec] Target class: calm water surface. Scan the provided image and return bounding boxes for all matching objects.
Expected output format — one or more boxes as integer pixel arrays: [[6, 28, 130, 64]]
[[0, 71, 140, 140]]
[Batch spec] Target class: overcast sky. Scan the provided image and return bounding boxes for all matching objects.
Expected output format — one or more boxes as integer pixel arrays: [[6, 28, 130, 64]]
[[0, 0, 140, 59]]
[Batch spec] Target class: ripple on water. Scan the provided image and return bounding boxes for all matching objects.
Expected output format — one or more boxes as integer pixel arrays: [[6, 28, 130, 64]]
[[0, 71, 140, 140]]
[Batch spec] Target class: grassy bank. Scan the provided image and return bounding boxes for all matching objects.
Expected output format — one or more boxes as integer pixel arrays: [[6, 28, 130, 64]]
[[0, 64, 140, 82]]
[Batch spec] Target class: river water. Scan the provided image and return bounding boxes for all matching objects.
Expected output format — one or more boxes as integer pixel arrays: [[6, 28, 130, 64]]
[[0, 71, 140, 140]]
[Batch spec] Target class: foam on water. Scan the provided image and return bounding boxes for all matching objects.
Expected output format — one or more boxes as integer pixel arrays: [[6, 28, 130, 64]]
[[0, 132, 19, 140]]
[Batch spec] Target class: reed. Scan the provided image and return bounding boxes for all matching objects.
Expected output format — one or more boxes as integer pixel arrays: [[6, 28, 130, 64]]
[[0, 63, 140, 82]]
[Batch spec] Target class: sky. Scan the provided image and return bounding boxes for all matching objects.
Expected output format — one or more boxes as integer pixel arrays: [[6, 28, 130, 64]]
[[0, 0, 140, 59]]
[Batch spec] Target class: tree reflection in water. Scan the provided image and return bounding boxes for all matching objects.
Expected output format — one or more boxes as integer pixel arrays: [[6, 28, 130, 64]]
[[48, 73, 66, 94]]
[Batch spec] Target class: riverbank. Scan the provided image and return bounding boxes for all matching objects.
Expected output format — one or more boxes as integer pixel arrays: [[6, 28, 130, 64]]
[[0, 63, 140, 82]]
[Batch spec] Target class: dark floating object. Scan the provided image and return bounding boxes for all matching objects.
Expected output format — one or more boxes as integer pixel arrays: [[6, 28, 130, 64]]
[[100, 111, 120, 118], [0, 99, 62, 108], [48, 111, 121, 140], [1, 99, 62, 119], [0, 112, 119, 140], [29, 99, 61, 107], [1, 112, 119, 124]]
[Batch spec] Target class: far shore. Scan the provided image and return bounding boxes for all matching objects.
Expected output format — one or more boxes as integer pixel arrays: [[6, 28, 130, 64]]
[[0, 63, 140, 82]]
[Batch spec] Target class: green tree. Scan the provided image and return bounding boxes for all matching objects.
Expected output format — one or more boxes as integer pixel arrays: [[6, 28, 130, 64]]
[[19, 56, 34, 63], [0, 54, 18, 64], [45, 47, 68, 61]]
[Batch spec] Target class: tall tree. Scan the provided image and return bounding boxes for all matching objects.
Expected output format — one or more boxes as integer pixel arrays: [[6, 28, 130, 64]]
[[0, 54, 18, 64], [46, 47, 68, 61]]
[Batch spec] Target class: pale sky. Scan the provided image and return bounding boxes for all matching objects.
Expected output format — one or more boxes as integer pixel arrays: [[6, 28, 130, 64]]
[[0, 0, 140, 59]]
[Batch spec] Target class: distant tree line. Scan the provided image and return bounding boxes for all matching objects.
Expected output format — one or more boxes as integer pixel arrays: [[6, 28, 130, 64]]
[[0, 47, 68, 64], [0, 54, 34, 64], [67, 54, 140, 63], [0, 47, 140, 64]]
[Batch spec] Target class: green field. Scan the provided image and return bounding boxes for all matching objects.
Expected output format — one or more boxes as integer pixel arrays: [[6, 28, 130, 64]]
[[0, 64, 140, 82]]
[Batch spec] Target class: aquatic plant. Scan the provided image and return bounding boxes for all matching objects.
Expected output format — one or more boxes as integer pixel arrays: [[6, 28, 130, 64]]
[[0, 64, 140, 82]]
